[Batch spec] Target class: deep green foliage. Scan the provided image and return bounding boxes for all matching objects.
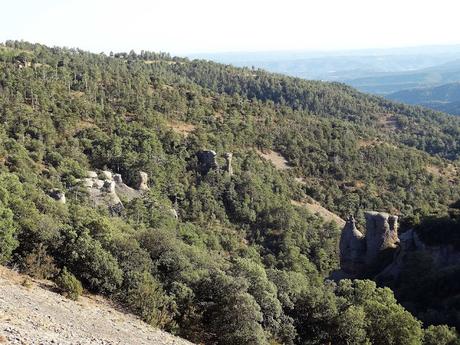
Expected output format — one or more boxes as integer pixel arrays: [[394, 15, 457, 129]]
[[56, 267, 83, 301], [0, 40, 459, 344]]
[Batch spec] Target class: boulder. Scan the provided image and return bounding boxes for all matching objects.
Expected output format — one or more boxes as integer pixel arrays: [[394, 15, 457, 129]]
[[87, 171, 98, 179], [169, 208, 179, 219], [113, 174, 123, 185], [82, 178, 94, 188], [102, 180, 116, 194], [136, 171, 149, 191], [101, 171, 113, 180], [197, 150, 218, 174]]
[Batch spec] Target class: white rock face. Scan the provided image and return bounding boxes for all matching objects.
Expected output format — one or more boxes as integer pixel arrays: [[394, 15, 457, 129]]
[[101, 170, 113, 180], [224, 152, 233, 175], [86, 170, 98, 178], [136, 171, 149, 191], [364, 211, 399, 265], [80, 170, 144, 215]]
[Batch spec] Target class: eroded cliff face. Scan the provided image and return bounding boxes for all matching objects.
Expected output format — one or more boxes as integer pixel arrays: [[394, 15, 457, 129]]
[[364, 212, 399, 265], [335, 211, 460, 281], [334, 211, 400, 278], [339, 216, 365, 275]]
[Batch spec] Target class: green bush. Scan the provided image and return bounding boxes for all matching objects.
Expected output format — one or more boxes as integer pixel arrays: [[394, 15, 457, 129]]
[[57, 267, 83, 301]]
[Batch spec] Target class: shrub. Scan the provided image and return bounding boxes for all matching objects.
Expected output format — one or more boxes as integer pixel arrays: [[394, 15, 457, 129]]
[[57, 267, 83, 301], [22, 244, 58, 279]]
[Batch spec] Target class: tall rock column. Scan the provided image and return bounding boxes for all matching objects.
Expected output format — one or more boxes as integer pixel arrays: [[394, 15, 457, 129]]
[[224, 152, 233, 175], [364, 211, 399, 265], [339, 215, 366, 275], [136, 171, 149, 191]]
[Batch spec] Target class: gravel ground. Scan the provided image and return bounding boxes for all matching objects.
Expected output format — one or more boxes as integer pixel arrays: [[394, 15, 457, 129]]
[[0, 267, 193, 345]]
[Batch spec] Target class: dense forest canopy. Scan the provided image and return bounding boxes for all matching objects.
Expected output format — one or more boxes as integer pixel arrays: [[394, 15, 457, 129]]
[[1, 40, 460, 344]]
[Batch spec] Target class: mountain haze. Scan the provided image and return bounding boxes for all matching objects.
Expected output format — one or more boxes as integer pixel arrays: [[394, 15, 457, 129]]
[[388, 82, 460, 115]]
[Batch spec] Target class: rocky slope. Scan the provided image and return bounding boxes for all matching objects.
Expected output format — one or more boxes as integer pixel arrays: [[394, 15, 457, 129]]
[[0, 267, 192, 345]]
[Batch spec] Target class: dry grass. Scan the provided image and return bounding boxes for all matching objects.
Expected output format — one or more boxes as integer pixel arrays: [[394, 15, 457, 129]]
[[257, 149, 291, 170], [70, 91, 85, 98], [166, 121, 197, 136], [357, 139, 379, 148], [376, 113, 399, 130], [291, 199, 345, 227], [426, 164, 459, 183], [295, 177, 307, 185]]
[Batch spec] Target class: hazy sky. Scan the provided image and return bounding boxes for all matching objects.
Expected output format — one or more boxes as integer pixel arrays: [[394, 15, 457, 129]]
[[2, 0, 460, 54]]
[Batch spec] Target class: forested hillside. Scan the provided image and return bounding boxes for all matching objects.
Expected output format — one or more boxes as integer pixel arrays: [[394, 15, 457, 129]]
[[389, 82, 460, 115], [1, 41, 460, 344]]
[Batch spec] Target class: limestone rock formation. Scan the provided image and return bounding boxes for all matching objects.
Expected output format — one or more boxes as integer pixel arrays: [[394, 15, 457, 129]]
[[101, 170, 113, 180], [169, 208, 179, 219], [113, 173, 142, 200], [87, 170, 98, 179], [80, 170, 145, 215], [113, 173, 123, 184], [339, 216, 366, 275], [335, 211, 400, 277], [224, 152, 233, 175], [336, 210, 460, 282], [197, 150, 218, 174], [364, 211, 399, 265], [136, 171, 149, 191]]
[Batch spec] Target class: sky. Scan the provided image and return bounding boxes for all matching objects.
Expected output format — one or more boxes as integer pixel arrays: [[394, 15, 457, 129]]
[[2, 0, 460, 55]]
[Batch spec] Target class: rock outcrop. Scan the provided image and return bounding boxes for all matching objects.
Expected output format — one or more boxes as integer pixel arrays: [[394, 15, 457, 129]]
[[101, 170, 113, 180], [136, 171, 149, 191], [339, 216, 366, 275], [197, 150, 218, 174], [335, 210, 460, 282], [224, 152, 233, 175], [364, 211, 399, 265], [335, 211, 400, 278], [80, 170, 146, 215]]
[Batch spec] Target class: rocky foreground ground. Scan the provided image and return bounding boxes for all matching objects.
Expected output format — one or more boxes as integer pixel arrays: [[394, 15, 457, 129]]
[[0, 267, 192, 345]]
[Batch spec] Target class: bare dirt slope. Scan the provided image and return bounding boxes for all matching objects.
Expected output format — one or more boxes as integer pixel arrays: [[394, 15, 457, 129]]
[[291, 200, 346, 228], [0, 267, 192, 345], [257, 149, 345, 227]]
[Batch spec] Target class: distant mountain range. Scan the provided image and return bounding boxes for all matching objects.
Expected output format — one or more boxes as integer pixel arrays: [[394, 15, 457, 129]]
[[388, 82, 460, 115], [193, 45, 460, 83], [346, 59, 460, 95], [193, 45, 460, 115]]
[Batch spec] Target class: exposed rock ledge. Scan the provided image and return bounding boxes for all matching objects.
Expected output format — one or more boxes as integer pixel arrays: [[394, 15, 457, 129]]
[[333, 211, 400, 279], [333, 211, 460, 281], [79, 170, 147, 214]]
